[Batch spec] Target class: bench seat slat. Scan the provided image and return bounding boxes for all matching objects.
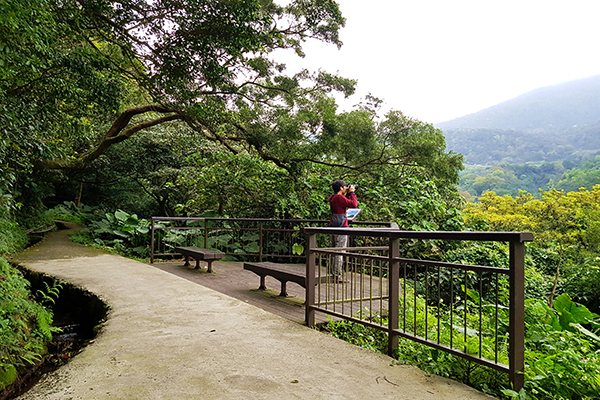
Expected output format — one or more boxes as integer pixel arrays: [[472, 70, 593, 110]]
[[243, 262, 330, 297], [174, 246, 225, 273]]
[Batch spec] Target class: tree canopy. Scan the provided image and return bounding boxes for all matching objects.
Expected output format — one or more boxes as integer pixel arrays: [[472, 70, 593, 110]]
[[1, 0, 463, 220], [2, 0, 354, 170]]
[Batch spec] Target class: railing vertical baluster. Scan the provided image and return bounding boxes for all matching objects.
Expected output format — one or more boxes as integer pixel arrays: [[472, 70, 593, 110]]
[[413, 263, 417, 336], [341, 253, 345, 316], [425, 265, 429, 340], [495, 273, 499, 364], [437, 265, 441, 344], [369, 257, 373, 321], [403, 262, 407, 332], [317, 253, 321, 306], [450, 268, 454, 349], [259, 222, 263, 262], [479, 272, 483, 358], [326, 253, 331, 311], [464, 269, 468, 353], [150, 218, 155, 263], [348, 254, 352, 312], [380, 257, 384, 323], [388, 237, 399, 356]]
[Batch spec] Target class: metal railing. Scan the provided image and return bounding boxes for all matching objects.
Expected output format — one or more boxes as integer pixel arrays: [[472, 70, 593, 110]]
[[150, 217, 391, 263], [304, 227, 533, 392]]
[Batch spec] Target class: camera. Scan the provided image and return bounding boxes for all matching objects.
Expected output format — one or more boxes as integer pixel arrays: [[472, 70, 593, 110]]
[[348, 184, 359, 190]]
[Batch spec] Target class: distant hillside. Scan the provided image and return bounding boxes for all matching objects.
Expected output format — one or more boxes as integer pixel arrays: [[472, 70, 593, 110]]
[[437, 75, 600, 131], [443, 125, 600, 165], [436, 75, 600, 165]]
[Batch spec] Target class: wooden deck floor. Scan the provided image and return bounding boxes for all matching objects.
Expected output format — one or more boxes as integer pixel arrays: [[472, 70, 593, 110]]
[[150, 260, 322, 325], [150, 259, 390, 327]]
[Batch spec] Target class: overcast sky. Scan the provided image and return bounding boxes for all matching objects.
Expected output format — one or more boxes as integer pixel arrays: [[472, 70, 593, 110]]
[[278, 0, 600, 124]]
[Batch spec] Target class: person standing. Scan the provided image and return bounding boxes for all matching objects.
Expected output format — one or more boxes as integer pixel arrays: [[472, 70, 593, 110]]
[[329, 180, 358, 281]]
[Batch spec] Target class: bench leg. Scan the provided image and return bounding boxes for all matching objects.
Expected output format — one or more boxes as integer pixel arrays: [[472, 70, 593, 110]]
[[206, 260, 214, 273], [194, 258, 201, 270], [279, 281, 288, 297], [258, 275, 266, 290], [183, 255, 191, 267]]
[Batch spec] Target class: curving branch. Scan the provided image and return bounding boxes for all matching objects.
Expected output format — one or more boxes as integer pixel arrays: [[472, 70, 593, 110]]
[[34, 105, 184, 171]]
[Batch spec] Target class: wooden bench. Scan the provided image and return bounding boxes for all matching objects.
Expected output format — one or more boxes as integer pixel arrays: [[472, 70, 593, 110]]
[[243, 261, 330, 297], [174, 246, 226, 273]]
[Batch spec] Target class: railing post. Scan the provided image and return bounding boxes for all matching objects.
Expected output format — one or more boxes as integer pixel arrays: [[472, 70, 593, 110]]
[[150, 218, 155, 264], [509, 240, 525, 392], [388, 237, 400, 356], [305, 233, 317, 327]]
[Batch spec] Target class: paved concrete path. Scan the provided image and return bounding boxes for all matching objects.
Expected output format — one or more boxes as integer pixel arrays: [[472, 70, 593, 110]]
[[14, 225, 493, 399]]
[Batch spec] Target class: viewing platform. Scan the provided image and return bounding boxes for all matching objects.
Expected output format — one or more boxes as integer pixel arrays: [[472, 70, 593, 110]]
[[14, 224, 493, 399]]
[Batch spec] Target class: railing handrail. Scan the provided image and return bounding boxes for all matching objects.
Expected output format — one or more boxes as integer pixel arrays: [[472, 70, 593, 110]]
[[150, 217, 394, 263], [151, 216, 392, 227], [303, 227, 534, 243]]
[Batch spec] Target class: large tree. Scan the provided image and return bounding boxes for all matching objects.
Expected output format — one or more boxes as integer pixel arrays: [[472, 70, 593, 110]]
[[2, 0, 464, 220], [2, 0, 355, 171]]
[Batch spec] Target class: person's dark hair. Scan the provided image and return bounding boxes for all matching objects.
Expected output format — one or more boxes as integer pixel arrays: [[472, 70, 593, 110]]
[[332, 180, 346, 193]]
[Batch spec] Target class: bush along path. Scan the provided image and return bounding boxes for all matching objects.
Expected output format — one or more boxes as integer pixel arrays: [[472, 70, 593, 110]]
[[0, 257, 56, 395], [0, 223, 108, 399]]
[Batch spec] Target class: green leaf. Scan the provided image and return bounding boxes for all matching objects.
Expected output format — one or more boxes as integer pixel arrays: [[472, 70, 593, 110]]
[[114, 210, 129, 222], [452, 325, 479, 337], [572, 323, 600, 343], [124, 216, 140, 227], [112, 230, 129, 238], [292, 243, 304, 255], [554, 293, 597, 329], [243, 242, 260, 253], [0, 364, 17, 389], [501, 389, 519, 398]]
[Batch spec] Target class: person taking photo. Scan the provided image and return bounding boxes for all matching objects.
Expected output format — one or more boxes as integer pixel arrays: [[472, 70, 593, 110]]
[[328, 180, 358, 282]]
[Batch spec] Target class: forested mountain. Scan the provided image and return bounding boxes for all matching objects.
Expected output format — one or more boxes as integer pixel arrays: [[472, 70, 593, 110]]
[[436, 75, 600, 196], [437, 75, 600, 132], [443, 124, 600, 166], [437, 75, 600, 167]]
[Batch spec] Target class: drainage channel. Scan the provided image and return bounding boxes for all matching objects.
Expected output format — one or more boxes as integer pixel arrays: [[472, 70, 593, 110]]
[[1, 267, 109, 400]]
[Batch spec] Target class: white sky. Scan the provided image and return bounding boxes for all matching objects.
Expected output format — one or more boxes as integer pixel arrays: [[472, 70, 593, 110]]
[[278, 0, 600, 124]]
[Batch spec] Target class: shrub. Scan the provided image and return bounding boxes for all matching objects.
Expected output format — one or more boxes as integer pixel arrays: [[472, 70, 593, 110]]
[[0, 258, 55, 389], [325, 288, 600, 399], [0, 218, 28, 256]]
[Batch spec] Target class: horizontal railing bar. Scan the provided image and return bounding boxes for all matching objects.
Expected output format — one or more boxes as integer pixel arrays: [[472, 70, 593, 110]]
[[310, 307, 387, 329], [153, 226, 207, 231], [314, 249, 510, 274], [392, 329, 510, 373], [395, 259, 511, 275], [317, 295, 389, 305], [153, 216, 391, 227], [313, 250, 388, 262], [151, 251, 304, 259], [251, 254, 305, 259], [303, 227, 534, 243], [319, 246, 389, 251], [154, 227, 305, 234], [152, 217, 206, 221]]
